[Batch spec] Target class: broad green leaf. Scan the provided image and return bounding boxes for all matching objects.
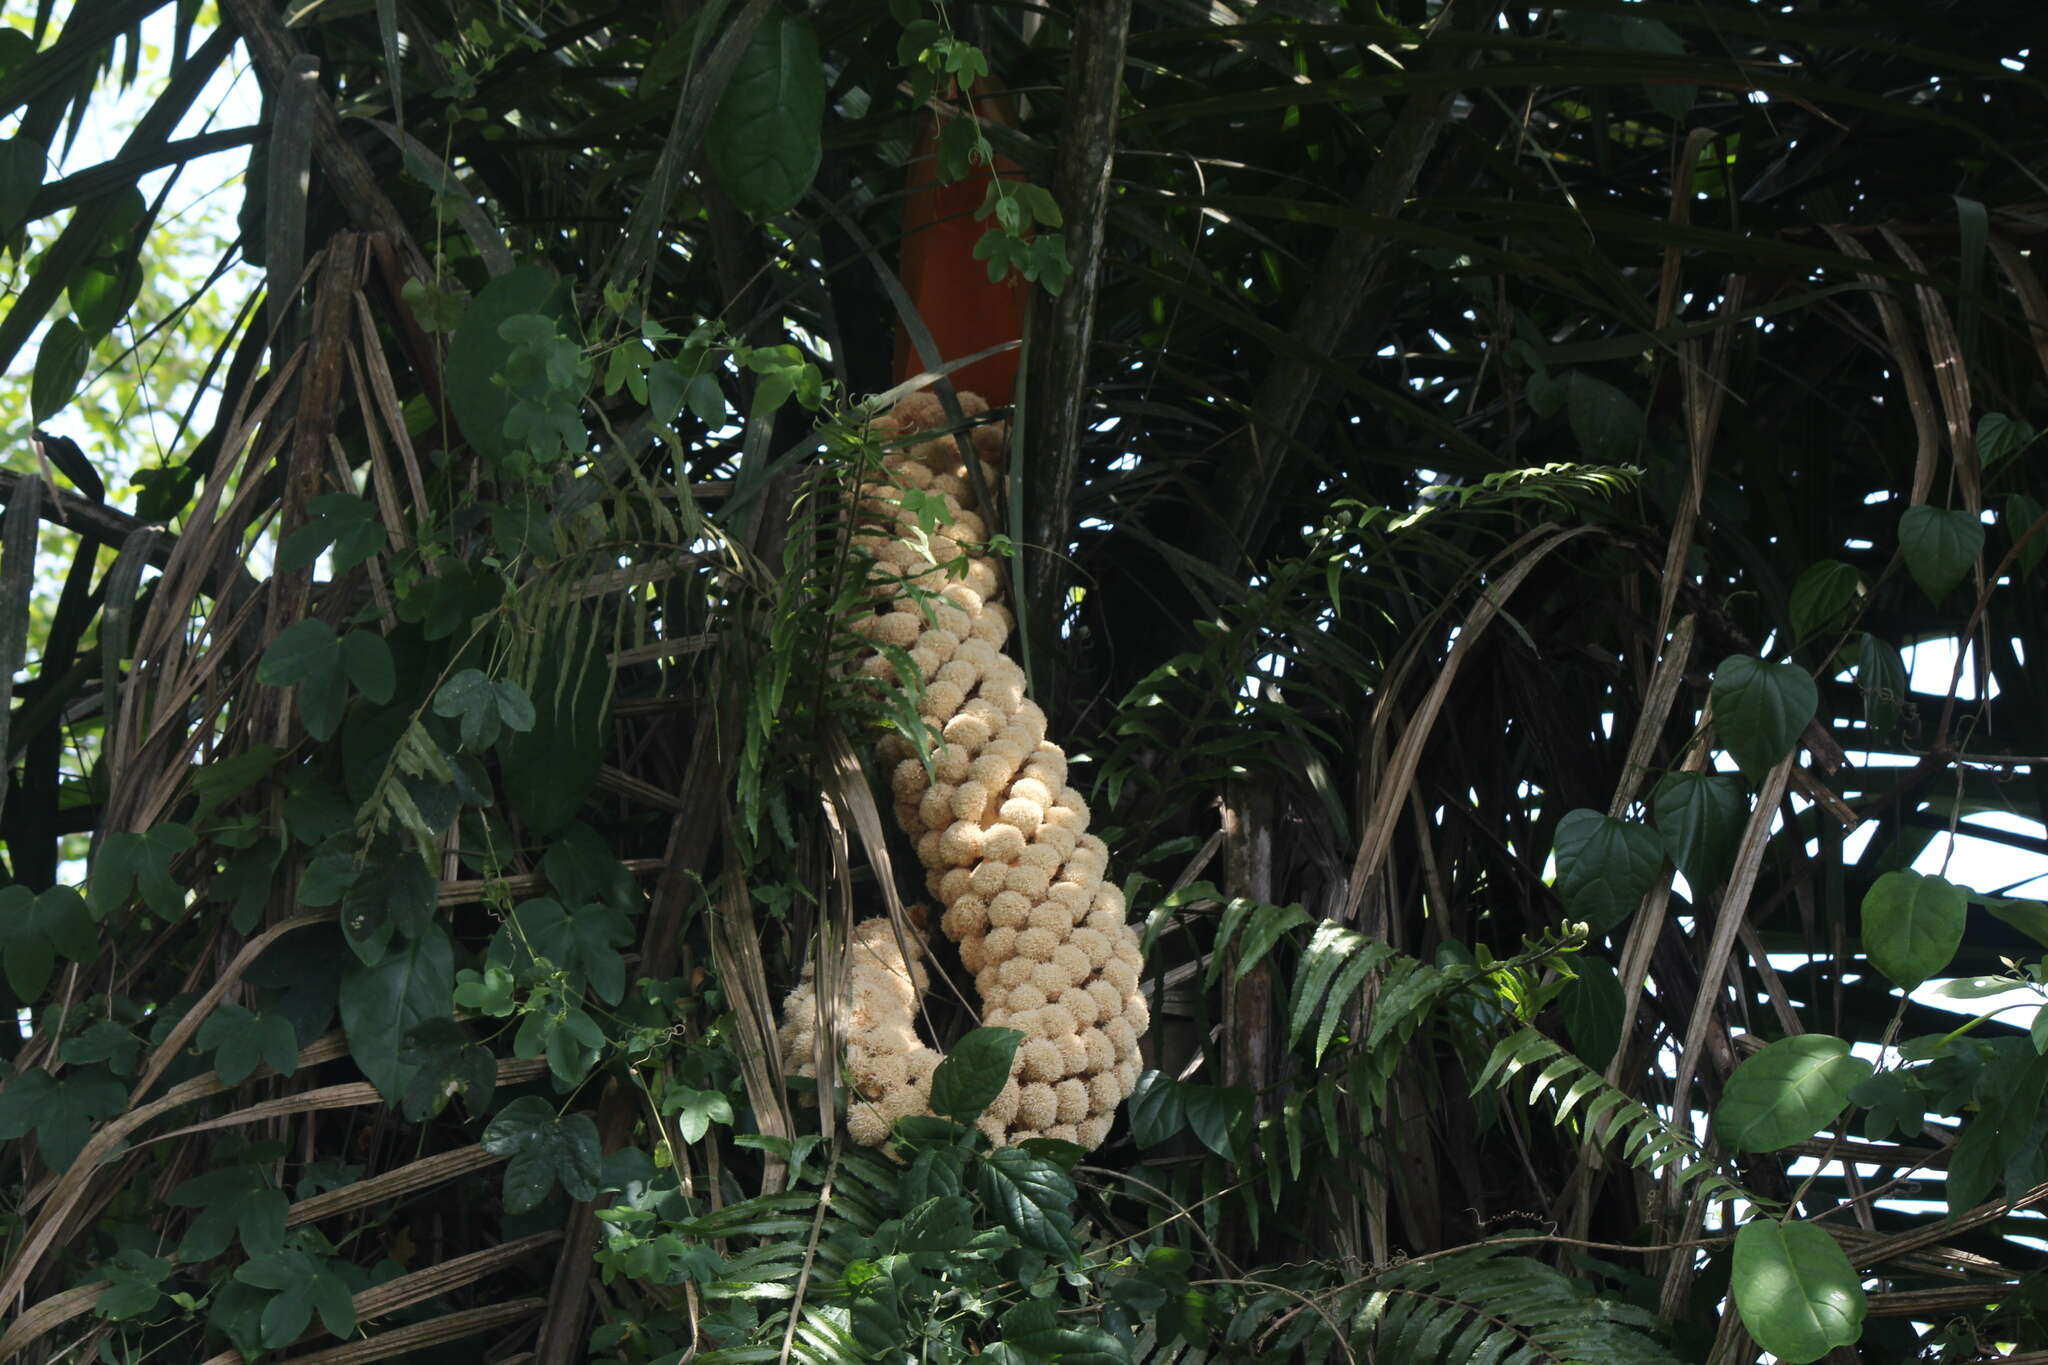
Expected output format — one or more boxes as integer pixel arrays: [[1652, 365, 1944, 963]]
[[542, 822, 638, 913], [31, 316, 91, 422], [930, 1026, 1023, 1122], [339, 630, 395, 704], [1714, 1035, 1871, 1153], [1563, 371, 1643, 462], [398, 1017, 496, 1121], [1127, 1071, 1185, 1147], [1934, 975, 2023, 1000], [90, 823, 197, 918], [1978, 411, 2036, 466], [0, 886, 99, 997], [1559, 955, 1624, 1070], [975, 1144, 1077, 1256], [258, 620, 339, 685], [1551, 809, 1665, 931], [1787, 560, 1861, 641], [67, 257, 140, 337], [1560, 12, 1694, 119], [1731, 1219, 1866, 1362], [234, 1249, 358, 1346], [341, 843, 438, 943], [1987, 897, 2048, 948], [1181, 1083, 1249, 1160], [338, 924, 454, 1103], [170, 1166, 288, 1260], [999, 1299, 1131, 1365], [433, 668, 502, 749], [1710, 654, 1817, 780], [1650, 772, 1748, 892], [483, 1095, 602, 1214], [662, 1086, 735, 1144], [500, 630, 607, 836], [196, 1003, 300, 1085], [279, 493, 386, 574], [705, 15, 825, 220], [0, 1067, 127, 1169], [95, 1249, 171, 1322], [446, 265, 565, 466], [1861, 870, 1967, 987], [1898, 505, 1983, 602], [487, 897, 633, 1003]]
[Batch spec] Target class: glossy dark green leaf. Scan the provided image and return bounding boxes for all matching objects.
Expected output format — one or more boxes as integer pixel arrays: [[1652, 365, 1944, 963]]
[[1714, 1035, 1871, 1153], [1710, 654, 1817, 780], [1898, 505, 1983, 603], [1861, 870, 1967, 987], [930, 1026, 1023, 1122], [975, 1144, 1077, 1255], [705, 15, 825, 220], [1552, 809, 1665, 931], [1731, 1219, 1865, 1363]]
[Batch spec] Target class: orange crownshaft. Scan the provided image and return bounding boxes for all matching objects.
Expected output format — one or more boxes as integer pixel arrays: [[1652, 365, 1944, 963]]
[[894, 84, 1030, 408]]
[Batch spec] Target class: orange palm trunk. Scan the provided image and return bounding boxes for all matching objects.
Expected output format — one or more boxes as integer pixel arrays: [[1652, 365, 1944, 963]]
[[894, 85, 1031, 408]]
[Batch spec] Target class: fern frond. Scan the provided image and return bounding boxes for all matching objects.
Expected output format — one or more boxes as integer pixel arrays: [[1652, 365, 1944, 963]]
[[1474, 1027, 1755, 1208], [1354, 1240, 1682, 1365]]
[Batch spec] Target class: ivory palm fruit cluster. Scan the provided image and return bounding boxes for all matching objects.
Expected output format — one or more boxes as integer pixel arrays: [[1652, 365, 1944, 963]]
[[776, 391, 1150, 1151]]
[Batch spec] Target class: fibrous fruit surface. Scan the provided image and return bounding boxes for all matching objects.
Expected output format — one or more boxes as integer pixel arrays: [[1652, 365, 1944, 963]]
[[776, 391, 1150, 1150]]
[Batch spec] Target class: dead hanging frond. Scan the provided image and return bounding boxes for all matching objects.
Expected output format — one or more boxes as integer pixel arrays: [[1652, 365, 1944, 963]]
[[713, 862, 793, 1196]]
